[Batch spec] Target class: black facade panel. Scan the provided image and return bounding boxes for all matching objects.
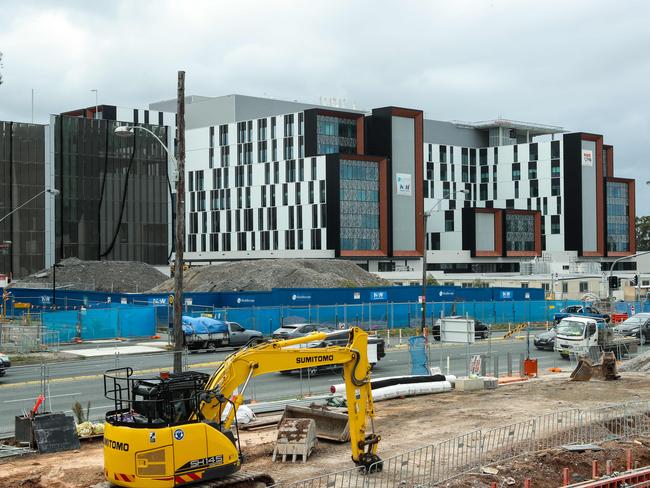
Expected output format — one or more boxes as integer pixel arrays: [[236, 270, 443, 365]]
[[0, 122, 46, 278], [562, 133, 582, 252], [54, 115, 169, 266], [303, 109, 318, 157], [462, 207, 475, 255], [324, 154, 340, 255], [365, 109, 393, 254]]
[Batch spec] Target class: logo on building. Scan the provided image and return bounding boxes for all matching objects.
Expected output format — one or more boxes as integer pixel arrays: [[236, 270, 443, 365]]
[[396, 173, 412, 196], [581, 149, 593, 167]]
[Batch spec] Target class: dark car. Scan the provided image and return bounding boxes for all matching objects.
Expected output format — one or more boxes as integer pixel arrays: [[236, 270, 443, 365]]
[[0, 353, 10, 376], [614, 313, 650, 345], [431, 316, 490, 341], [226, 321, 263, 346], [534, 327, 556, 351]]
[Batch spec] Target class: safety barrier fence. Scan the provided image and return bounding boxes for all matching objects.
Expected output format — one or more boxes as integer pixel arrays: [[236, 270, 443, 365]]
[[0, 325, 60, 353], [276, 400, 650, 487]]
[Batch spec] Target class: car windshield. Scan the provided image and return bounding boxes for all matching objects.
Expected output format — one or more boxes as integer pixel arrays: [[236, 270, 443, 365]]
[[622, 317, 645, 326], [557, 320, 586, 337]]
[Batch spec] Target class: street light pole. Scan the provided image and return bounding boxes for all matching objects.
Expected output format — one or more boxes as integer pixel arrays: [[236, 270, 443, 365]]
[[608, 251, 650, 302]]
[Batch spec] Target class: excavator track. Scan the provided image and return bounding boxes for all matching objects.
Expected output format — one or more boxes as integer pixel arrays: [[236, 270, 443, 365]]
[[193, 471, 275, 487]]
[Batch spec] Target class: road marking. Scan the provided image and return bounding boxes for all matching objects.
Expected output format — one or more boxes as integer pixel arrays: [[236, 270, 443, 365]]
[[0, 361, 224, 389], [4, 392, 82, 403]]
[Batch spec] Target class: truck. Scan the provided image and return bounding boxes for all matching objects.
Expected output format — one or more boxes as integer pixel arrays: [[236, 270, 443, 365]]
[[179, 316, 263, 350], [554, 316, 637, 360], [103, 327, 381, 487], [553, 305, 610, 324], [0, 353, 10, 376]]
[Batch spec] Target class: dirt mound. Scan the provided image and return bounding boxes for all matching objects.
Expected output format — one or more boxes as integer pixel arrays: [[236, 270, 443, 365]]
[[619, 350, 650, 372], [10, 258, 168, 293], [150, 259, 390, 292]]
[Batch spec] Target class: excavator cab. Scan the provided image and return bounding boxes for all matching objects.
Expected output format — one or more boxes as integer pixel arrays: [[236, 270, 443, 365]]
[[103, 368, 246, 488]]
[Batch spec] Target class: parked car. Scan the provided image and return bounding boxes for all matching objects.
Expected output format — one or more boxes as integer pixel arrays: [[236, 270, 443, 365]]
[[272, 323, 329, 340], [179, 316, 263, 350], [613, 313, 650, 345], [553, 305, 610, 324], [431, 316, 490, 341], [226, 321, 264, 346], [534, 327, 556, 351], [0, 353, 10, 376]]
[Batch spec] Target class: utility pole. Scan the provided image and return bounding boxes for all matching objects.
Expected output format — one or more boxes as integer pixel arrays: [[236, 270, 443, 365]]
[[173, 71, 186, 374]]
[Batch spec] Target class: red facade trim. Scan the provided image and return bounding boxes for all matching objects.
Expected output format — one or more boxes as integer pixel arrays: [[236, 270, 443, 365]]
[[474, 208, 503, 257]]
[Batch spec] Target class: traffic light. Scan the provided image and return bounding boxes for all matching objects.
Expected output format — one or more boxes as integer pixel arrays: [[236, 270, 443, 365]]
[[632, 275, 639, 287], [608, 275, 620, 290]]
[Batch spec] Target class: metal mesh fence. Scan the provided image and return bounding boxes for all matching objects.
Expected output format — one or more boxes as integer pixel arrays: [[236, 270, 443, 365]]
[[0, 324, 59, 353], [273, 400, 650, 488]]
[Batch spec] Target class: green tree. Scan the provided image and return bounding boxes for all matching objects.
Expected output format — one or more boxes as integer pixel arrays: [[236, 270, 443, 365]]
[[637, 216, 650, 251]]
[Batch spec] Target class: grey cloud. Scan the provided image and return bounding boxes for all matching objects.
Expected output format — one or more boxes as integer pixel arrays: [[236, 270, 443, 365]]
[[0, 0, 648, 212]]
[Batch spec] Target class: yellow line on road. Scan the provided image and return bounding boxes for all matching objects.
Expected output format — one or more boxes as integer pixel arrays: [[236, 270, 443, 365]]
[[0, 360, 224, 389]]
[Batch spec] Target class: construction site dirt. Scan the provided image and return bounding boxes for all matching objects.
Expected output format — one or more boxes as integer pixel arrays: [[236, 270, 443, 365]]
[[3, 372, 650, 488]]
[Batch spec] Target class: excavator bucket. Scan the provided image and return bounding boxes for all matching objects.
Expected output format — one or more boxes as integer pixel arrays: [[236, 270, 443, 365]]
[[570, 356, 595, 381], [282, 404, 350, 442], [570, 352, 620, 382]]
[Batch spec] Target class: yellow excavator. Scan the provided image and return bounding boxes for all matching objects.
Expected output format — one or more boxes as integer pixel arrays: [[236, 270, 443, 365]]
[[102, 327, 381, 487]]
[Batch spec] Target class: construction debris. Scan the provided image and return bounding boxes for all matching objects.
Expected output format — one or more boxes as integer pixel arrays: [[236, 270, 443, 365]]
[[272, 418, 318, 463], [150, 259, 389, 292], [10, 258, 168, 293], [619, 349, 650, 373]]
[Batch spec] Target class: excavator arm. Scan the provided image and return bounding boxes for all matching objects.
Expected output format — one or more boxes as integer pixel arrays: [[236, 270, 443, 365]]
[[197, 327, 381, 468]]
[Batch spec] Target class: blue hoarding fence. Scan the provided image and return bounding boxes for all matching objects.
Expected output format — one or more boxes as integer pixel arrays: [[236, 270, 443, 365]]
[[182, 299, 580, 336], [41, 304, 156, 342], [1, 284, 545, 317]]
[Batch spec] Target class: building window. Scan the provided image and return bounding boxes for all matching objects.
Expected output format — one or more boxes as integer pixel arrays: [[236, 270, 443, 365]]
[[284, 114, 294, 137], [479, 148, 487, 165], [579, 282, 589, 293], [480, 166, 489, 183], [461, 148, 468, 165], [562, 282, 568, 293], [316, 115, 357, 155], [528, 162, 537, 180], [521, 283, 529, 288], [530, 179, 539, 198], [440, 164, 448, 181], [529, 143, 538, 161], [512, 163, 520, 181], [505, 213, 535, 251], [378, 261, 395, 272], [551, 140, 560, 159], [606, 181, 630, 252], [551, 178, 560, 196], [551, 159, 561, 177], [444, 210, 454, 232], [439, 145, 447, 163], [513, 145, 518, 163], [339, 159, 380, 251]]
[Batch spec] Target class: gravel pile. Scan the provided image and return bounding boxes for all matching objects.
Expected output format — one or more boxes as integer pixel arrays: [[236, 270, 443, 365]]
[[150, 259, 389, 292], [619, 350, 650, 372], [11, 257, 168, 293]]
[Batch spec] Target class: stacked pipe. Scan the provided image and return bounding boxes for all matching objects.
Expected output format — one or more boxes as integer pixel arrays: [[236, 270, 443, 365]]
[[330, 374, 455, 402]]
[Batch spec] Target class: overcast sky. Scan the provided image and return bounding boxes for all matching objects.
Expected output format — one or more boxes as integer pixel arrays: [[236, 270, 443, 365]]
[[1, 0, 648, 214]]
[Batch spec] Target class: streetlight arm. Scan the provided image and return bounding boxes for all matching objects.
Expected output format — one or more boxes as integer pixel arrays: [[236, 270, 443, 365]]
[[0, 189, 56, 225], [127, 126, 177, 169]]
